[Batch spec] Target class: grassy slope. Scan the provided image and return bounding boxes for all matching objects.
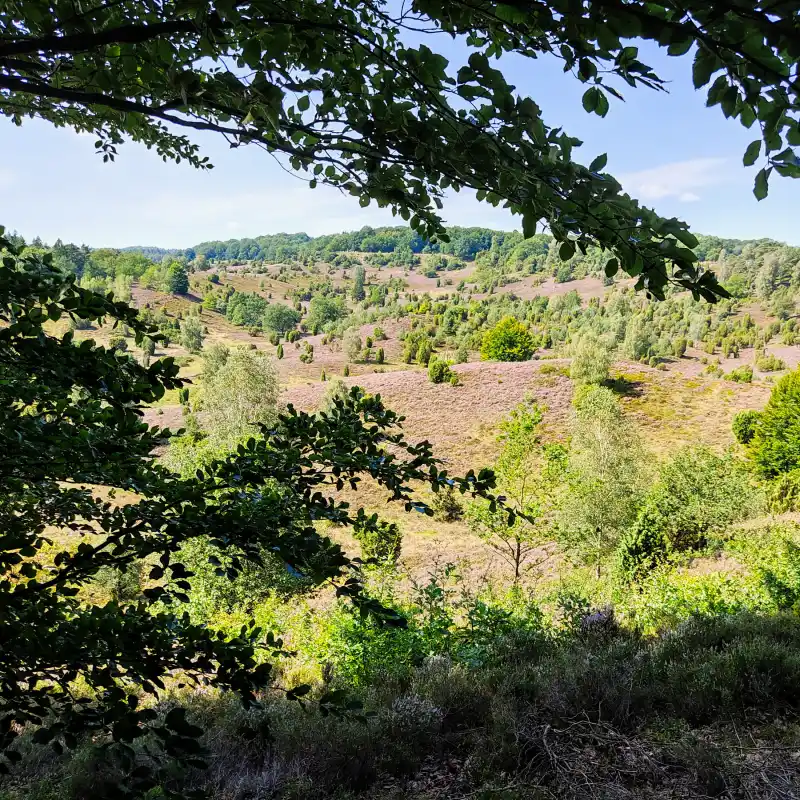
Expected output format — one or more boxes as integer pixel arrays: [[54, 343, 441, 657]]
[[105, 265, 782, 585]]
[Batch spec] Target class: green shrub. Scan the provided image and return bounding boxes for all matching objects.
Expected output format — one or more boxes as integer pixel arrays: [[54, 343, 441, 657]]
[[732, 409, 762, 444], [427, 357, 454, 384], [726, 364, 753, 383], [480, 316, 535, 362], [616, 508, 671, 583], [620, 568, 769, 636], [756, 352, 787, 372], [430, 484, 463, 521], [751, 369, 800, 477], [569, 335, 612, 385], [93, 562, 142, 604], [107, 332, 127, 352], [616, 447, 760, 582], [352, 518, 403, 564], [646, 612, 800, 721], [299, 341, 314, 363], [166, 261, 189, 294], [179, 316, 204, 353], [181, 525, 312, 619], [731, 525, 800, 610], [538, 362, 567, 376], [417, 339, 433, 366]]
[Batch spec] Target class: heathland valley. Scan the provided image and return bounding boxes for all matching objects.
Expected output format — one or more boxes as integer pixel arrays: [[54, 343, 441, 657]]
[[7, 222, 800, 796]]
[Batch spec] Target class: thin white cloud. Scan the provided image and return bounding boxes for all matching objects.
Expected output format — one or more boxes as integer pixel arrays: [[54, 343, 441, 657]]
[[619, 158, 728, 203]]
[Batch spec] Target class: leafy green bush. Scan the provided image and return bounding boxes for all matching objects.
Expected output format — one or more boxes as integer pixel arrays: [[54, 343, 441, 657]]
[[262, 302, 300, 334], [750, 369, 800, 477], [756, 352, 787, 372], [732, 409, 762, 444], [620, 568, 769, 636], [107, 332, 127, 352], [343, 328, 362, 361], [352, 518, 403, 564], [416, 338, 433, 365], [731, 525, 800, 611], [616, 447, 760, 582], [559, 387, 646, 571], [181, 533, 312, 620], [569, 334, 612, 385], [427, 357, 454, 384], [480, 316, 535, 362], [727, 364, 753, 383], [166, 261, 189, 294], [299, 341, 314, 363], [430, 484, 463, 521], [538, 362, 568, 376], [179, 316, 204, 353], [616, 508, 671, 583], [93, 562, 142, 604], [645, 612, 800, 721]]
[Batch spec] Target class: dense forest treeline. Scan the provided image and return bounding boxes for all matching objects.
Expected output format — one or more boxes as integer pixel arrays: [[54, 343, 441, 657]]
[[121, 226, 789, 268]]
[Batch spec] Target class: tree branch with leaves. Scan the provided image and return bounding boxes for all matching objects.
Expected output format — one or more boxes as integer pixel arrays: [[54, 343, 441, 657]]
[[4, 1, 799, 299]]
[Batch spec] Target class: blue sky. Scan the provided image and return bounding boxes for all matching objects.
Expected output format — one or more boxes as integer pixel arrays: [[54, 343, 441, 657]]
[[0, 40, 797, 248]]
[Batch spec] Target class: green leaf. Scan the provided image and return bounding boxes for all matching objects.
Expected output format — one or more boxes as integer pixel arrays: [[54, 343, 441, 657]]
[[673, 228, 699, 250], [693, 47, 718, 89], [743, 140, 761, 167], [559, 241, 575, 260], [522, 214, 536, 239], [754, 166, 772, 201], [667, 39, 693, 57], [582, 87, 600, 114], [589, 153, 608, 172]]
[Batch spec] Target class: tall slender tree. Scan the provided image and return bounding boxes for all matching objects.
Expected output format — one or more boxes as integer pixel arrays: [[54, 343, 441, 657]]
[[352, 264, 366, 301]]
